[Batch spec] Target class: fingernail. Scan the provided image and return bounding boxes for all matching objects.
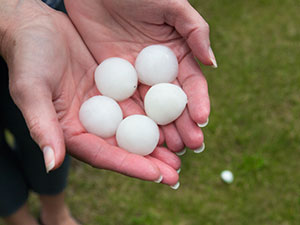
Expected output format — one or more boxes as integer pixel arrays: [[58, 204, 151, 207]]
[[43, 146, 55, 173], [194, 143, 205, 154], [176, 148, 186, 156], [197, 118, 209, 128], [154, 175, 163, 183], [177, 168, 181, 174], [170, 182, 180, 190], [209, 47, 218, 68]]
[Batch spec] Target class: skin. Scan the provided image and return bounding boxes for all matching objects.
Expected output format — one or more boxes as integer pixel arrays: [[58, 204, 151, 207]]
[[1, 0, 181, 186], [64, 0, 213, 152], [0, 0, 215, 223]]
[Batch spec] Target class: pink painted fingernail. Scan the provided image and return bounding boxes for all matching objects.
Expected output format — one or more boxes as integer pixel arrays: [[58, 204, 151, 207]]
[[209, 47, 218, 68], [43, 146, 55, 173]]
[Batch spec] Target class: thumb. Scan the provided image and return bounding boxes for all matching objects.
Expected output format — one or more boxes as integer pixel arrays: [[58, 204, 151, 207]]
[[165, 1, 217, 68], [10, 80, 65, 172]]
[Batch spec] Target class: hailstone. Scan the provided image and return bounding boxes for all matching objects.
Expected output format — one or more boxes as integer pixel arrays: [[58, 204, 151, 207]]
[[220, 170, 234, 184], [144, 83, 187, 125], [79, 95, 123, 138], [95, 57, 138, 101], [135, 45, 178, 85], [116, 115, 159, 156]]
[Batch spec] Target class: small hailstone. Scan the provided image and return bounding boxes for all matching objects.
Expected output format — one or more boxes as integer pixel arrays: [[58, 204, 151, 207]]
[[116, 115, 159, 156], [135, 45, 178, 85], [95, 57, 138, 101], [79, 96, 123, 138], [220, 170, 234, 184], [144, 83, 187, 125]]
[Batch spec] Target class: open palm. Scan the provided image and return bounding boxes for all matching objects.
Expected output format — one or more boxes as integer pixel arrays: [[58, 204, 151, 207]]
[[6, 2, 179, 186], [65, 0, 215, 153]]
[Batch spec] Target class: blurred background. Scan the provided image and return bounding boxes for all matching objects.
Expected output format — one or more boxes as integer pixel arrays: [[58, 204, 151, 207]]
[[1, 0, 299, 224]]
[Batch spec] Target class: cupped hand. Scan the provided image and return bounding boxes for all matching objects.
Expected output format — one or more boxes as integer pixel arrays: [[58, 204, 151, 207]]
[[2, 0, 180, 185], [65, 0, 215, 153]]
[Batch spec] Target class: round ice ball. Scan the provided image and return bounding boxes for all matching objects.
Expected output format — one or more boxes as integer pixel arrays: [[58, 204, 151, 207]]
[[116, 115, 159, 156], [135, 45, 178, 85], [95, 57, 138, 101], [79, 95, 123, 138], [144, 83, 187, 125], [220, 170, 234, 184]]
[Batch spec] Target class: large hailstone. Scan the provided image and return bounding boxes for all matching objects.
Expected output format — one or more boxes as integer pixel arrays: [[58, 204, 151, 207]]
[[79, 96, 123, 138], [144, 83, 187, 125], [95, 57, 138, 101], [135, 45, 178, 85], [116, 115, 159, 156]]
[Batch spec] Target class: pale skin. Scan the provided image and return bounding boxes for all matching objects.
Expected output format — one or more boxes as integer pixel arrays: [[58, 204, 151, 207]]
[[0, 0, 215, 224], [64, 0, 215, 152]]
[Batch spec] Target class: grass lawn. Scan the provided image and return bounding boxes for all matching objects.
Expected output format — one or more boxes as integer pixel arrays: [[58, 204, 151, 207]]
[[1, 0, 300, 224]]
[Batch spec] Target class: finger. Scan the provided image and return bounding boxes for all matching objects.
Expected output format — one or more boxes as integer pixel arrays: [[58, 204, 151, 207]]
[[161, 123, 184, 152], [10, 82, 65, 172], [118, 98, 145, 117], [105, 136, 118, 146], [175, 108, 204, 150], [131, 90, 144, 109], [67, 133, 162, 181], [150, 147, 181, 170], [178, 53, 210, 124], [146, 155, 179, 186], [158, 128, 165, 146], [165, 1, 217, 67], [138, 83, 150, 101]]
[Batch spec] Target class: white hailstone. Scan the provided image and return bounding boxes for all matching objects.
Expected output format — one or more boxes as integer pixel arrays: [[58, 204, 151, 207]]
[[79, 96, 123, 138], [220, 170, 234, 184], [135, 45, 178, 85], [144, 83, 187, 125], [116, 115, 159, 156], [95, 57, 138, 101]]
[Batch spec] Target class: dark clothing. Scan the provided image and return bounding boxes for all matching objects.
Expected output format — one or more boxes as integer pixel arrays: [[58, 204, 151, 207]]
[[42, 0, 63, 9], [0, 0, 70, 217]]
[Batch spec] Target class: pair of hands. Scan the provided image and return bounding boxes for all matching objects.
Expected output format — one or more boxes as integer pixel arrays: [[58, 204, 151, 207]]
[[1, 0, 216, 186]]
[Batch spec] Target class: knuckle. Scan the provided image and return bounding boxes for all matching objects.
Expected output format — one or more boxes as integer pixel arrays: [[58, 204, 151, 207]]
[[9, 78, 26, 102], [200, 21, 210, 32], [27, 117, 43, 145]]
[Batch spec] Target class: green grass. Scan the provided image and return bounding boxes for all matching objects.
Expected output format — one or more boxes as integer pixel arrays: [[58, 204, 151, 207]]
[[1, 0, 300, 224]]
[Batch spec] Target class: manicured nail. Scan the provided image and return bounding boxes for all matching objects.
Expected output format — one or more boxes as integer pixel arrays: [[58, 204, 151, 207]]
[[209, 47, 218, 68], [177, 168, 181, 174], [194, 143, 205, 154], [154, 175, 163, 183], [170, 182, 180, 190], [176, 148, 186, 156], [197, 118, 209, 128], [43, 146, 55, 173]]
